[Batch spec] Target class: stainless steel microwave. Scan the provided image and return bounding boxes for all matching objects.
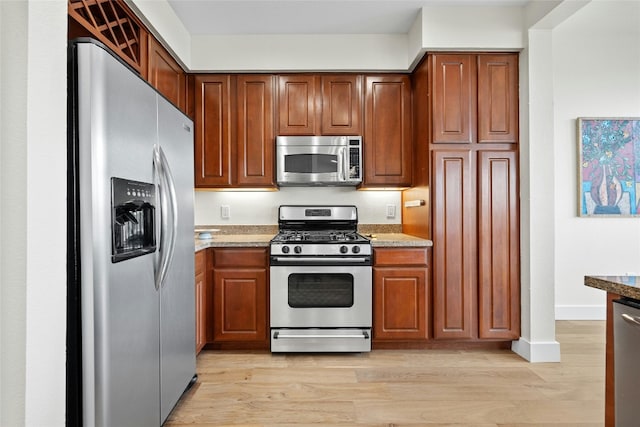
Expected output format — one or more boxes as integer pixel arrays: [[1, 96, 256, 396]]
[[276, 135, 362, 186]]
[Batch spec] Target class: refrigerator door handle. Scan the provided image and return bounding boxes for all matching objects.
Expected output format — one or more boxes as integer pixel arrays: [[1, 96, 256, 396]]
[[153, 144, 178, 290]]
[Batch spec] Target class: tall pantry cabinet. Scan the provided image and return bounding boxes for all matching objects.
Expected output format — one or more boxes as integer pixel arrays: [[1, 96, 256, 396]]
[[424, 53, 520, 341]]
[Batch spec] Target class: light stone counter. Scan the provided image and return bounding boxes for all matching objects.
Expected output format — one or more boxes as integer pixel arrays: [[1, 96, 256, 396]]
[[365, 233, 432, 247], [195, 234, 273, 252], [194, 229, 432, 252]]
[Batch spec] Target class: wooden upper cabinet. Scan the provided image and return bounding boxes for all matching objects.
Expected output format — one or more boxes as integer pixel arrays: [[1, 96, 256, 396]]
[[147, 38, 186, 112], [477, 54, 519, 144], [68, 0, 148, 74], [194, 75, 232, 187], [236, 75, 275, 187], [477, 151, 520, 339], [363, 75, 412, 187], [277, 74, 362, 136], [431, 53, 518, 145], [320, 75, 362, 135], [194, 75, 276, 188], [277, 75, 319, 135], [430, 54, 476, 144]]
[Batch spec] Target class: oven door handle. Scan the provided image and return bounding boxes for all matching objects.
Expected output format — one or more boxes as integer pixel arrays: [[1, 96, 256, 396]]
[[271, 256, 369, 263], [273, 331, 370, 340]]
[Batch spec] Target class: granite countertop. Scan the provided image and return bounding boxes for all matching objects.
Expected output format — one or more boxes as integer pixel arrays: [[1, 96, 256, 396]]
[[195, 234, 273, 251], [585, 275, 640, 300], [365, 233, 433, 247], [194, 226, 433, 252]]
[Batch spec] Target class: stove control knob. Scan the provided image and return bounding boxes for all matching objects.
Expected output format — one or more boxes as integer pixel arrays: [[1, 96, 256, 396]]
[[281, 246, 290, 254], [352, 246, 361, 254], [294, 246, 302, 254], [340, 245, 348, 254]]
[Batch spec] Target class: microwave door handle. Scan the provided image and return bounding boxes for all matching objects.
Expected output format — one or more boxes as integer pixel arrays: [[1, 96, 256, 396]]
[[341, 147, 347, 181]]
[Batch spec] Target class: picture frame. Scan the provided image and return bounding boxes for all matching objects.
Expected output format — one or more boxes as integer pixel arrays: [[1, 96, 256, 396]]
[[578, 117, 640, 216]]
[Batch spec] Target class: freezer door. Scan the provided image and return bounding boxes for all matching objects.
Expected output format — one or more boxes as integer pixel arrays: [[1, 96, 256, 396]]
[[76, 42, 160, 427], [156, 96, 196, 423]]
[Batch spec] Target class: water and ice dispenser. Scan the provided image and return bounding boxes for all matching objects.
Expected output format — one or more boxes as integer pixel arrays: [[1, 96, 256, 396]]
[[110, 177, 156, 262]]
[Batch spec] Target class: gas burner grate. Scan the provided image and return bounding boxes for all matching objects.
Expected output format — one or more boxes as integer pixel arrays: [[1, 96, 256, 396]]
[[274, 230, 368, 243]]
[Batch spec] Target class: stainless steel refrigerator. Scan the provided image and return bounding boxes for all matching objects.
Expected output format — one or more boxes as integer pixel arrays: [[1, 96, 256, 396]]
[[67, 39, 196, 427]]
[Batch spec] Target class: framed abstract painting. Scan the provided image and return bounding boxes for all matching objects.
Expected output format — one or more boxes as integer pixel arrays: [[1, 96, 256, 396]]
[[579, 117, 640, 216]]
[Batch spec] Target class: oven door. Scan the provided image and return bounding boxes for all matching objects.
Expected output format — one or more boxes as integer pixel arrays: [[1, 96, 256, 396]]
[[270, 264, 371, 328], [270, 263, 372, 352]]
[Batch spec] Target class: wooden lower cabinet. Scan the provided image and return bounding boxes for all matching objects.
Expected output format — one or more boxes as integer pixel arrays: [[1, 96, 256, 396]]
[[431, 149, 476, 339], [477, 150, 520, 339], [431, 148, 520, 341], [210, 247, 269, 349], [194, 251, 207, 354], [373, 247, 429, 344], [605, 292, 618, 427]]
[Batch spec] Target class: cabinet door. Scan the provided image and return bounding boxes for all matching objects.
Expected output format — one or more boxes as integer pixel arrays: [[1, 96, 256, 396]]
[[431, 54, 476, 144], [194, 75, 232, 187], [373, 267, 428, 341], [212, 248, 268, 344], [477, 54, 519, 144], [432, 149, 476, 339], [363, 75, 412, 187], [478, 151, 520, 339], [277, 75, 318, 135], [147, 37, 186, 112], [320, 75, 362, 135], [236, 75, 275, 187], [195, 251, 207, 354], [205, 249, 215, 344], [213, 268, 267, 342], [195, 270, 206, 354]]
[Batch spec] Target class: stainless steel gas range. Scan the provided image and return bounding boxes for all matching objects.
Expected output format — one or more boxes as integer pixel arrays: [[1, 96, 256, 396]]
[[269, 205, 372, 352]]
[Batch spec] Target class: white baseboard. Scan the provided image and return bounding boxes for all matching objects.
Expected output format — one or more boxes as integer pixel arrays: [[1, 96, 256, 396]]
[[555, 305, 606, 320], [511, 337, 561, 362]]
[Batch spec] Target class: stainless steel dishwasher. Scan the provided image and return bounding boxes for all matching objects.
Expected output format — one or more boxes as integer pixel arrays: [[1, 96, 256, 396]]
[[613, 298, 640, 426]]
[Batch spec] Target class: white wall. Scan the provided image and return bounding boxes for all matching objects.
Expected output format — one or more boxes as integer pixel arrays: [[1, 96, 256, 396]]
[[0, 0, 67, 425], [553, 0, 640, 320], [190, 33, 411, 72], [125, 0, 192, 68], [137, 2, 526, 72], [419, 5, 525, 51]]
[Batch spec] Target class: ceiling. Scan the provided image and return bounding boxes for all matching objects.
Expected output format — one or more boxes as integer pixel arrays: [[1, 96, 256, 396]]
[[166, 0, 530, 36]]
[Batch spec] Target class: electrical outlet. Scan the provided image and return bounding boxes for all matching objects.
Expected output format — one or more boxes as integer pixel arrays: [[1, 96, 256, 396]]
[[221, 205, 230, 219], [386, 204, 396, 219]]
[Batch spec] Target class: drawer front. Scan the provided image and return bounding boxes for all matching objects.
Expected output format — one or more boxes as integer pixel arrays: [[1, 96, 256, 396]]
[[374, 247, 428, 266], [214, 248, 268, 268]]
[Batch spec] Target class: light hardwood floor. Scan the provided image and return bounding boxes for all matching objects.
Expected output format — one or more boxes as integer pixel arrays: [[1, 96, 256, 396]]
[[166, 321, 605, 426]]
